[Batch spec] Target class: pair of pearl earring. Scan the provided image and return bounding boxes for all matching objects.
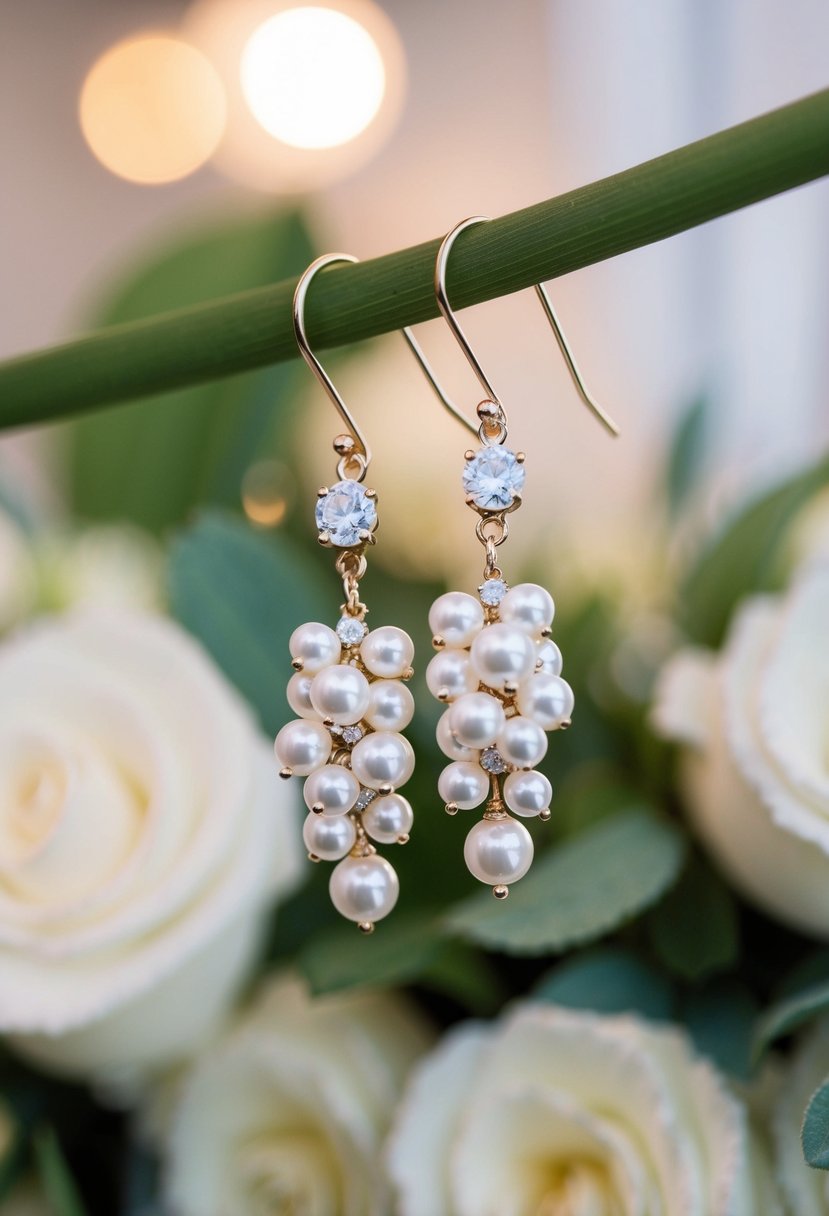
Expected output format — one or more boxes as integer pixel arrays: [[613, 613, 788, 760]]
[[275, 217, 618, 933]]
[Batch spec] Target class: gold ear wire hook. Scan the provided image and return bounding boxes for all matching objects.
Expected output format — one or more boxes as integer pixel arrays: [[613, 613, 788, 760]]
[[293, 253, 372, 474], [294, 253, 470, 471], [423, 215, 620, 438]]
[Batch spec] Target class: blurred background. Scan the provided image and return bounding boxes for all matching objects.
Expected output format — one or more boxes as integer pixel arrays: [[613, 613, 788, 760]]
[[2, 0, 829, 578]]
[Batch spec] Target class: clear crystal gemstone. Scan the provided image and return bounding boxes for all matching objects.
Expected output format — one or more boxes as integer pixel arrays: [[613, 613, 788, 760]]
[[337, 616, 367, 645], [316, 480, 377, 547], [480, 747, 508, 774], [478, 578, 508, 606], [341, 725, 364, 745], [462, 448, 525, 511], [354, 787, 377, 810]]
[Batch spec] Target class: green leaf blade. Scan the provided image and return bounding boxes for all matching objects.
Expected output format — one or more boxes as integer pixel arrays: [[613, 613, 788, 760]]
[[647, 856, 740, 981], [803, 1081, 829, 1170], [445, 808, 686, 956], [33, 1128, 88, 1216], [533, 948, 674, 1021]]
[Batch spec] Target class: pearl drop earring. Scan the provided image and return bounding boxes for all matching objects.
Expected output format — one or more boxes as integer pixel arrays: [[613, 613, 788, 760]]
[[274, 253, 419, 934], [409, 215, 620, 898]]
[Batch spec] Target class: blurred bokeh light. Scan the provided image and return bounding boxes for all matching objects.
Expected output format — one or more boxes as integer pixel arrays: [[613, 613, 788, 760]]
[[79, 33, 227, 185], [241, 7, 387, 149]]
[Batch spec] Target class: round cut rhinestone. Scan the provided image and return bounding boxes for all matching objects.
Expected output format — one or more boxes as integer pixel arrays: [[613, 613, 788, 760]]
[[478, 578, 508, 606], [337, 616, 368, 645], [341, 725, 364, 745], [462, 447, 525, 510], [480, 747, 508, 774], [316, 480, 377, 547]]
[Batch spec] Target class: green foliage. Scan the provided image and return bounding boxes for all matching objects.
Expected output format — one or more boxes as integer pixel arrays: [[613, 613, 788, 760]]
[[299, 912, 504, 1013], [534, 947, 674, 1021], [682, 982, 757, 1080], [679, 453, 829, 646], [68, 210, 314, 532], [666, 395, 709, 516], [647, 855, 740, 981], [168, 511, 329, 735], [33, 1128, 88, 1216], [753, 951, 829, 1061], [445, 807, 686, 956], [803, 1081, 829, 1170]]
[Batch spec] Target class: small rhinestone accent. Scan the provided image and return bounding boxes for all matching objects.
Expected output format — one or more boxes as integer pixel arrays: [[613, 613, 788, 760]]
[[478, 578, 508, 606], [341, 725, 364, 745], [354, 788, 377, 810], [337, 616, 367, 645], [480, 747, 508, 774]]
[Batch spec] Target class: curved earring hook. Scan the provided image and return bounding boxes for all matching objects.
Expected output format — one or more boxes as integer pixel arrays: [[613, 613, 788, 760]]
[[293, 253, 474, 469], [432, 215, 620, 437], [293, 253, 372, 471]]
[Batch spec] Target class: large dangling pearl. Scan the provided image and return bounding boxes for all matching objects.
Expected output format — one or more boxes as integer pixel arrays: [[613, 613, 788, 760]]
[[503, 769, 552, 818], [498, 583, 555, 639], [309, 664, 371, 725], [364, 680, 415, 732], [360, 626, 415, 678], [447, 691, 506, 749], [496, 715, 548, 768], [464, 817, 534, 885], [274, 719, 331, 775], [428, 591, 484, 647], [438, 761, 490, 810], [286, 671, 317, 719], [517, 672, 575, 730], [362, 793, 414, 844], [303, 764, 359, 816], [425, 649, 479, 702], [350, 731, 415, 790], [303, 811, 356, 860], [436, 710, 480, 761], [535, 638, 563, 676], [289, 622, 341, 672], [329, 854, 399, 923], [469, 623, 535, 690]]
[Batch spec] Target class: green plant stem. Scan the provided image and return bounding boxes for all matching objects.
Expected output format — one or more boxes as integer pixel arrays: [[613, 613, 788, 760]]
[[2, 88, 829, 430]]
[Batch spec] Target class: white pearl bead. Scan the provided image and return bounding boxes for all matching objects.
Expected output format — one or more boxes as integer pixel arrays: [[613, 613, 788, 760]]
[[517, 673, 575, 730], [503, 769, 552, 818], [303, 764, 359, 816], [302, 811, 356, 860], [499, 583, 555, 639], [274, 719, 331, 774], [286, 671, 317, 719], [469, 622, 535, 690], [364, 680, 414, 732], [464, 817, 534, 885], [435, 710, 480, 761], [425, 649, 479, 702], [329, 854, 399, 923], [438, 761, 490, 810], [535, 638, 563, 676], [447, 691, 506, 749], [360, 626, 415, 678], [289, 622, 341, 672], [309, 664, 370, 725], [428, 591, 484, 647], [350, 731, 415, 790], [496, 715, 548, 768], [362, 793, 414, 843]]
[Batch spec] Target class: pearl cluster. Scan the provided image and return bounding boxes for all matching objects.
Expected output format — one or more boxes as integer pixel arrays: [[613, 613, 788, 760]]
[[427, 581, 573, 896], [274, 618, 415, 932]]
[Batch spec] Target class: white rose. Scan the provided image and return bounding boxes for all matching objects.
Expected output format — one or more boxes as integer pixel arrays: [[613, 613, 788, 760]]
[[388, 1003, 781, 1216], [653, 566, 829, 937], [163, 972, 431, 1216], [0, 609, 301, 1082], [773, 1020, 829, 1214]]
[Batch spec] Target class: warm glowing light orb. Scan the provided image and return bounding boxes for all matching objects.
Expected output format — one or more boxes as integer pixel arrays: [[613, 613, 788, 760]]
[[240, 7, 386, 149], [79, 34, 227, 184]]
